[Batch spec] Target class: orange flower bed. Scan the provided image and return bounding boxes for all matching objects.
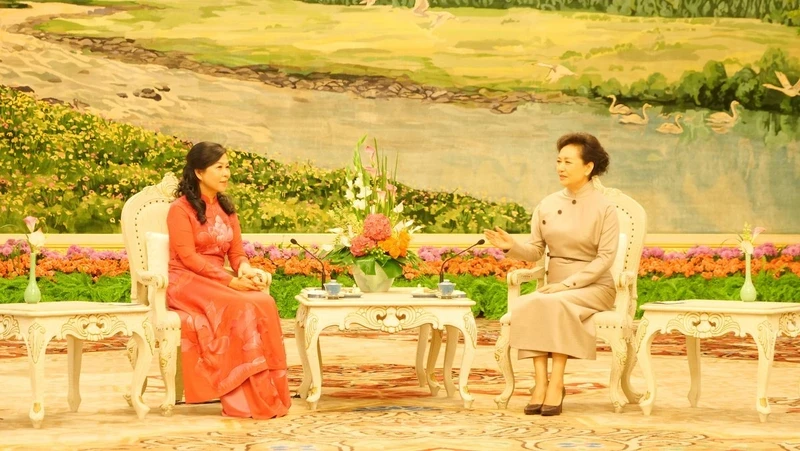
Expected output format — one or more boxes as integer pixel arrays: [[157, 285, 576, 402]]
[[639, 255, 800, 280]]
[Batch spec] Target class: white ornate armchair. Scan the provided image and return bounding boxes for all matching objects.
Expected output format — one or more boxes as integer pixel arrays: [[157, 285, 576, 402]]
[[120, 173, 272, 415], [494, 182, 647, 412]]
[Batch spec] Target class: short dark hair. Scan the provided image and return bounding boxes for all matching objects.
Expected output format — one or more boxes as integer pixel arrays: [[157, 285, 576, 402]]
[[556, 132, 609, 178]]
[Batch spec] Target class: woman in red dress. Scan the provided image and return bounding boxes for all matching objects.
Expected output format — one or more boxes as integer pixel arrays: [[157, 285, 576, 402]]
[[166, 142, 291, 419]]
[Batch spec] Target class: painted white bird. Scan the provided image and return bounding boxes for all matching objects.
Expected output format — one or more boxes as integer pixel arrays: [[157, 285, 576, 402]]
[[360, 0, 378, 6], [429, 11, 455, 28], [763, 71, 800, 97], [535, 63, 575, 83], [706, 100, 741, 126], [606, 94, 632, 115], [656, 113, 684, 135], [619, 103, 651, 125]]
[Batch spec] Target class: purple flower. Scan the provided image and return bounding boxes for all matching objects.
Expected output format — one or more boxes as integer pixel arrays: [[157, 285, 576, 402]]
[[243, 242, 256, 258], [685, 246, 714, 258], [753, 242, 778, 259], [781, 244, 800, 258]]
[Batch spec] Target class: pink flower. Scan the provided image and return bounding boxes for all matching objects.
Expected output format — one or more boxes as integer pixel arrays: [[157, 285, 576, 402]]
[[364, 165, 378, 176], [364, 145, 376, 163], [386, 183, 397, 195], [24, 216, 38, 233], [752, 227, 766, 240], [350, 235, 376, 257], [362, 214, 392, 242]]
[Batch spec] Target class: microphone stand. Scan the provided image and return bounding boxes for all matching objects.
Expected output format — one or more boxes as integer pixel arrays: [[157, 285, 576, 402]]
[[439, 239, 486, 283], [290, 238, 326, 289]]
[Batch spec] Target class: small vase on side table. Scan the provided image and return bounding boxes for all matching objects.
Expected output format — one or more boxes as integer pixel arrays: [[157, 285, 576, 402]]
[[740, 252, 757, 302], [24, 251, 42, 304]]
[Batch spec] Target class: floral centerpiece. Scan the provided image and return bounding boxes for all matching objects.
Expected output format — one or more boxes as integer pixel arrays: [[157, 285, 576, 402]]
[[736, 223, 765, 302], [321, 136, 420, 291]]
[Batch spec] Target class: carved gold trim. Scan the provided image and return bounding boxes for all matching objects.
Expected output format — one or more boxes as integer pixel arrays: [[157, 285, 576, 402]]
[[61, 314, 129, 341], [0, 314, 20, 340], [462, 313, 477, 347], [665, 312, 740, 338], [642, 391, 651, 402], [343, 306, 439, 333], [27, 323, 46, 364], [634, 317, 650, 352], [756, 320, 776, 362], [759, 397, 768, 408], [142, 317, 155, 353], [304, 313, 319, 350], [296, 304, 308, 325], [779, 312, 799, 338]]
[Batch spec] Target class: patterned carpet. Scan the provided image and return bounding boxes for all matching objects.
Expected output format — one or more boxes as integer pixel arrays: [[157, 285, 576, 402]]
[[2, 319, 800, 451]]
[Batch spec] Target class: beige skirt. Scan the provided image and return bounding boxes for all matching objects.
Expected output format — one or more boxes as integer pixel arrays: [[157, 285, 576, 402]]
[[509, 258, 616, 360]]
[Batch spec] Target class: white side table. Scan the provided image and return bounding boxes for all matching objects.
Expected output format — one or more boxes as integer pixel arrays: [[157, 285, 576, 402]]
[[0, 301, 154, 428], [294, 287, 478, 410], [635, 300, 800, 422]]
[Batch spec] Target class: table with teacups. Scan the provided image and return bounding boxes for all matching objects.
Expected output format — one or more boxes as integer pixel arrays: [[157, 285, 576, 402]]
[[0, 301, 154, 428], [294, 286, 478, 410], [635, 299, 800, 422]]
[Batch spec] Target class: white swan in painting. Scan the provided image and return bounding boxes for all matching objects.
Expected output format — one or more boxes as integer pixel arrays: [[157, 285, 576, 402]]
[[656, 113, 683, 135], [619, 103, 651, 125], [606, 95, 632, 115], [763, 71, 800, 97]]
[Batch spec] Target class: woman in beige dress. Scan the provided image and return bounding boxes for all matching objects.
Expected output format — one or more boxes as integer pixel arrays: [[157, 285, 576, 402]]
[[484, 132, 619, 416]]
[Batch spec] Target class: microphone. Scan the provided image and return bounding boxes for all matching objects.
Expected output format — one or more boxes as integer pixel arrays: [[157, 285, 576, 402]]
[[290, 238, 326, 289], [439, 239, 486, 283]]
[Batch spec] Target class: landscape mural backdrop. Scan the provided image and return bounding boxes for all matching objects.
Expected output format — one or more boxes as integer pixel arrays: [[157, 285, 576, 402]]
[[2, 0, 799, 235]]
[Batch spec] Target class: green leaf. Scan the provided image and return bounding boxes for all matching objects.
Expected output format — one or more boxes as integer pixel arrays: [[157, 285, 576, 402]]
[[378, 259, 403, 279], [355, 257, 377, 275]]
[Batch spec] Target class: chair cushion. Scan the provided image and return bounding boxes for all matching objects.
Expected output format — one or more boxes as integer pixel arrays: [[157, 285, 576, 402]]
[[145, 231, 170, 276], [593, 310, 624, 327]]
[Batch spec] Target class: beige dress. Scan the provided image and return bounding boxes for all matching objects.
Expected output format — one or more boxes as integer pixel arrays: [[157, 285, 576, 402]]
[[506, 182, 619, 360]]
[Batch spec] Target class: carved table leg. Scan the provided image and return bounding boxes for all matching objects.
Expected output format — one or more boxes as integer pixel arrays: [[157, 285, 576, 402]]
[[443, 326, 458, 398], [67, 335, 83, 412], [295, 322, 312, 399], [749, 319, 777, 423], [425, 327, 443, 396], [158, 326, 181, 416], [686, 336, 701, 408], [24, 321, 52, 428], [454, 315, 477, 409], [416, 324, 432, 387], [130, 325, 153, 419], [635, 317, 659, 416], [304, 319, 324, 410]]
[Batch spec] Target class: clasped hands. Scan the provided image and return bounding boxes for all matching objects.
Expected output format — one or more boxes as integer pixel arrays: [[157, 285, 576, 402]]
[[229, 263, 269, 291], [483, 226, 569, 294]]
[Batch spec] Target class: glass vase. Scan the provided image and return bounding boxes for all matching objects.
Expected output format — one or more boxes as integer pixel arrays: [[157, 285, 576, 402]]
[[351, 264, 394, 292], [739, 252, 757, 302], [24, 251, 42, 304]]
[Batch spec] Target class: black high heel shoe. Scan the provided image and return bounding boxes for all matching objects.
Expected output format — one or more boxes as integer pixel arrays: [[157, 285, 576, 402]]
[[540, 386, 566, 416], [523, 403, 542, 415]]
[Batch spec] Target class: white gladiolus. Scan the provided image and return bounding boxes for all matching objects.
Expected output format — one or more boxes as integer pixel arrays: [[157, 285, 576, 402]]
[[327, 228, 344, 234], [344, 189, 355, 201], [354, 176, 364, 189], [353, 199, 366, 210], [740, 240, 754, 255], [28, 230, 46, 249], [341, 236, 351, 247], [320, 244, 334, 253], [393, 202, 404, 213]]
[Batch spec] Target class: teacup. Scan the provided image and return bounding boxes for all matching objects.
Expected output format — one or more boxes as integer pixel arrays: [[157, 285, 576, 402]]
[[438, 279, 455, 296], [324, 279, 342, 297]]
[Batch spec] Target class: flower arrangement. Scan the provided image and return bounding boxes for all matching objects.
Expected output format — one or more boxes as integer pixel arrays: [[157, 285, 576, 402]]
[[321, 136, 420, 280], [24, 216, 46, 251], [737, 223, 766, 255]]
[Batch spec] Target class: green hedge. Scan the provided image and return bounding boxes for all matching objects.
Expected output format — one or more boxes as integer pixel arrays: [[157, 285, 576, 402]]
[[5, 272, 799, 319], [298, 0, 800, 26]]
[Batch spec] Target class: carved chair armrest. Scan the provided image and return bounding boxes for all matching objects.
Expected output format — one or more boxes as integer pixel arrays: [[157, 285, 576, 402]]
[[139, 270, 167, 289], [613, 270, 638, 328], [507, 267, 545, 287]]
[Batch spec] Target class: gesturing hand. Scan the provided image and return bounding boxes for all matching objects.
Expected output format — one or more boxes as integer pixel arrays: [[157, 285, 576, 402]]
[[229, 276, 259, 291], [537, 283, 569, 294], [483, 227, 514, 251]]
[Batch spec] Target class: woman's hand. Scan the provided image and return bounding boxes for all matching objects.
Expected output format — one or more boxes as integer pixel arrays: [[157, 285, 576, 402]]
[[238, 263, 268, 290], [229, 276, 259, 291], [537, 283, 569, 294], [483, 227, 515, 251]]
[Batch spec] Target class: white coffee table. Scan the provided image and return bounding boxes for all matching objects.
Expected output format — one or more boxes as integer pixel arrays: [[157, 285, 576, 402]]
[[294, 287, 478, 409], [635, 300, 800, 422], [0, 301, 154, 428]]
